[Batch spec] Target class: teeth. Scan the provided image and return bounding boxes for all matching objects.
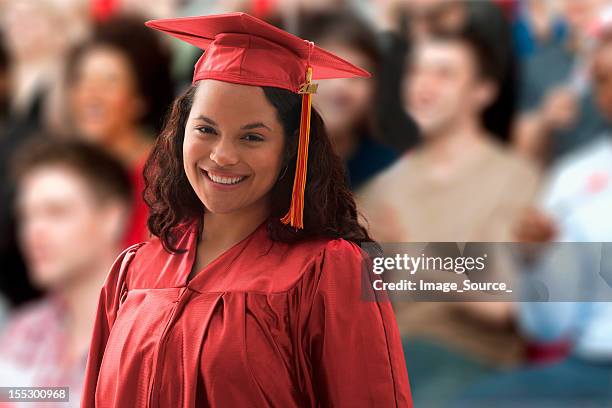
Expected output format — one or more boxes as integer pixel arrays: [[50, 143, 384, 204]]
[[207, 171, 245, 185]]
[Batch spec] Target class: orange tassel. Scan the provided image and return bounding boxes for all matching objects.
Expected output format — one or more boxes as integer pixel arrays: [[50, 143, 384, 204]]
[[281, 66, 315, 229]]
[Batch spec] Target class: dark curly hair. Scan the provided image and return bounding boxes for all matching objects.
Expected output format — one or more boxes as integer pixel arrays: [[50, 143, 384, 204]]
[[144, 83, 374, 253]]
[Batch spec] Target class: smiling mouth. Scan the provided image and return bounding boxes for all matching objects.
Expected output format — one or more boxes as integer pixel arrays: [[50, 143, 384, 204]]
[[202, 169, 248, 185]]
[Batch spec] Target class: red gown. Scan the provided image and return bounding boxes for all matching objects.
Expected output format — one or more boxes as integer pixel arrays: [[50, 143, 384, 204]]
[[81, 219, 412, 407]]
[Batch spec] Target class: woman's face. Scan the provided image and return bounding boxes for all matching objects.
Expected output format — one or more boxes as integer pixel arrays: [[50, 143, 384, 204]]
[[314, 41, 375, 135], [69, 46, 145, 143], [183, 80, 286, 216]]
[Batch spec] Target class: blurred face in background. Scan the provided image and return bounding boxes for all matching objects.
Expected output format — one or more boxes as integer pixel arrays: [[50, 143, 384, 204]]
[[592, 39, 612, 119], [561, 0, 606, 36], [1, 0, 61, 61], [118, 0, 178, 19], [1, 0, 87, 62], [17, 166, 123, 290], [314, 41, 375, 136], [404, 39, 493, 137], [69, 45, 145, 144]]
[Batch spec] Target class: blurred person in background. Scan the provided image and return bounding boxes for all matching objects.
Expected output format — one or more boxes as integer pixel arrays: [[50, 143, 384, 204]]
[[511, 0, 568, 60], [513, 0, 611, 165], [375, 0, 517, 153], [0, 0, 89, 131], [458, 30, 612, 407], [465, 1, 519, 143], [359, 24, 538, 243], [357, 26, 540, 406], [0, 0, 90, 307], [88, 0, 223, 85], [298, 12, 398, 190], [66, 15, 175, 246], [375, 0, 462, 154], [0, 139, 132, 407], [240, 0, 420, 157]]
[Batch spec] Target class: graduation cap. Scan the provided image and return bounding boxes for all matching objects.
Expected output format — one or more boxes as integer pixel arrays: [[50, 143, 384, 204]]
[[146, 12, 370, 229]]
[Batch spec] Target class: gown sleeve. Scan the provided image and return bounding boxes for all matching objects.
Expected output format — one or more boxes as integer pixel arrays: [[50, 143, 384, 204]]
[[81, 243, 143, 408], [301, 239, 413, 407]]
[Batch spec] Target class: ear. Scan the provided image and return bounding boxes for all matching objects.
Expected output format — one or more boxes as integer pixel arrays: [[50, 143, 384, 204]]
[[474, 79, 498, 111], [99, 200, 130, 244]]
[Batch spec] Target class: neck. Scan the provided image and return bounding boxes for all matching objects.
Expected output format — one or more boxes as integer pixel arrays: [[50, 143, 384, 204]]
[[55, 251, 119, 364], [104, 126, 151, 166], [200, 198, 270, 246], [422, 116, 487, 176], [328, 126, 358, 160]]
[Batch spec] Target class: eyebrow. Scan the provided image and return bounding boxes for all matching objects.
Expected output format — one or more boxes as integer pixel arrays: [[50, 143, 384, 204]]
[[193, 115, 218, 126], [241, 122, 272, 131], [193, 116, 272, 131]]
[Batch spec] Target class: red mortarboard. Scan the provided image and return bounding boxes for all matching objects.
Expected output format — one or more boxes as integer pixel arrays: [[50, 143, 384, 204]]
[[146, 12, 371, 228]]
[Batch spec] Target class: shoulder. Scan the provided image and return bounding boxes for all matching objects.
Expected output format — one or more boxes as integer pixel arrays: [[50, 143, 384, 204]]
[[270, 237, 366, 285], [2, 298, 56, 332], [318, 238, 364, 260], [0, 297, 60, 350], [292, 238, 376, 309], [110, 242, 148, 273], [549, 137, 612, 185], [287, 237, 365, 266], [305, 238, 369, 284], [117, 221, 198, 288], [356, 153, 413, 204], [125, 237, 166, 270], [541, 137, 611, 206], [101, 241, 148, 293], [485, 139, 541, 184]]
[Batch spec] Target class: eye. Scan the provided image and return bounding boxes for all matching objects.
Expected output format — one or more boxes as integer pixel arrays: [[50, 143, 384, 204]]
[[242, 133, 264, 142], [196, 126, 217, 135]]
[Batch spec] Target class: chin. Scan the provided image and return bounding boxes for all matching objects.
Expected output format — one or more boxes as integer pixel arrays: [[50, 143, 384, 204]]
[[415, 116, 446, 135], [201, 200, 242, 215], [412, 120, 432, 134], [79, 126, 108, 143], [30, 270, 62, 290]]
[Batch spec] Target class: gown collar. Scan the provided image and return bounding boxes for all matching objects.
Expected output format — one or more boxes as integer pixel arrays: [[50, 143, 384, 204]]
[[182, 217, 270, 290]]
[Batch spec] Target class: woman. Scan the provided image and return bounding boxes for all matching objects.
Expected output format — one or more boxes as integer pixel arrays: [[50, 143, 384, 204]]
[[298, 12, 400, 190], [81, 13, 412, 407], [67, 15, 174, 246]]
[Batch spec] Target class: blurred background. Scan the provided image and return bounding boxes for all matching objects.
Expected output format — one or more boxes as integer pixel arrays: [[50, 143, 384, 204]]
[[0, 0, 611, 406]]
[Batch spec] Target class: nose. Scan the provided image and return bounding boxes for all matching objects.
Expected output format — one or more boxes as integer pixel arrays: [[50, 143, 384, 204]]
[[74, 78, 103, 103], [209, 137, 239, 167]]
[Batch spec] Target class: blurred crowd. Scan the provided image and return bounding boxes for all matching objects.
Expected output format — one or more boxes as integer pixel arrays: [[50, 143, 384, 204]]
[[0, 0, 611, 406]]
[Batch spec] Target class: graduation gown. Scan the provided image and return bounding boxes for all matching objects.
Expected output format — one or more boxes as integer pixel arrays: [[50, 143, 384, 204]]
[[81, 219, 412, 407]]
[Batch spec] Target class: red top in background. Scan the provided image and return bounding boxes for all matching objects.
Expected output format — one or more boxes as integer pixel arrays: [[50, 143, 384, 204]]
[[122, 154, 149, 248]]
